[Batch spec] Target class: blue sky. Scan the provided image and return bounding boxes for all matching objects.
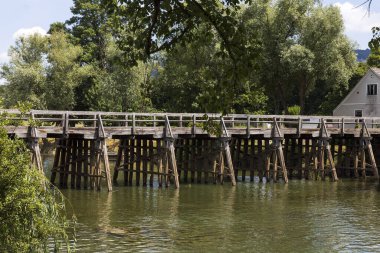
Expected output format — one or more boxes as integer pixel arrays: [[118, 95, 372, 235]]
[[0, 0, 380, 64]]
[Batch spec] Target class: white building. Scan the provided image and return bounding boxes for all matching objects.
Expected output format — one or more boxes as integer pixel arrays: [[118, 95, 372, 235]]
[[334, 67, 380, 117]]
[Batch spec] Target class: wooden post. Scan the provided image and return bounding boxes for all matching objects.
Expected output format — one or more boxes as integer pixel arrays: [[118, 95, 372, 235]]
[[83, 140, 89, 189], [167, 138, 180, 189], [70, 139, 77, 189], [28, 126, 43, 172], [357, 121, 379, 179], [129, 138, 135, 186], [136, 138, 142, 186], [76, 139, 83, 189], [124, 139, 130, 186], [265, 118, 289, 183], [220, 138, 237, 186], [50, 139, 62, 184], [164, 115, 180, 188], [317, 119, 338, 181], [258, 139, 263, 182], [183, 138, 189, 183], [149, 139, 154, 187], [112, 139, 123, 185], [94, 115, 112, 191], [250, 138, 255, 182]]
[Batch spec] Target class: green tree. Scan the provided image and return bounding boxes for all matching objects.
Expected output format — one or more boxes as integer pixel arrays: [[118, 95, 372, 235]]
[[250, 0, 356, 114], [0, 34, 48, 109], [367, 47, 380, 67], [151, 25, 267, 113], [46, 31, 85, 110], [1, 31, 88, 110], [0, 107, 74, 252], [102, 0, 250, 63]]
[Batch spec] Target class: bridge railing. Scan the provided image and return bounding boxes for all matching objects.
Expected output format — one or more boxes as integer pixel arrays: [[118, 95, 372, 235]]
[[1, 109, 380, 137]]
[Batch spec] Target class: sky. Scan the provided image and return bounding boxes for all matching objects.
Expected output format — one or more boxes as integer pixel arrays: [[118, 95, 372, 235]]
[[0, 0, 380, 65]]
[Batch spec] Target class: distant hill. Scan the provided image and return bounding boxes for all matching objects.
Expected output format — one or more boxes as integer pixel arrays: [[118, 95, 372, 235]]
[[355, 49, 370, 62]]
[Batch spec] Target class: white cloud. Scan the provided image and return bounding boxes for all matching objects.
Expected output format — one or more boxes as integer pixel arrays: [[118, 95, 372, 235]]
[[0, 52, 9, 64], [334, 2, 380, 33], [12, 26, 47, 39]]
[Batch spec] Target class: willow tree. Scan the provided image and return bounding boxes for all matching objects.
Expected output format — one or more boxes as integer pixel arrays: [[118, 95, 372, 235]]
[[0, 32, 85, 110], [250, 0, 356, 114]]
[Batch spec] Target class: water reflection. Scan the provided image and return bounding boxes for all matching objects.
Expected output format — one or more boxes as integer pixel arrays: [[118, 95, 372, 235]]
[[44, 156, 380, 252]]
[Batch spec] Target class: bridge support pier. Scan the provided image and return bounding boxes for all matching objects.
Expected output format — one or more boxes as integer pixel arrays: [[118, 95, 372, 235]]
[[351, 122, 379, 179], [50, 138, 112, 191], [308, 119, 338, 181], [264, 118, 288, 183], [215, 137, 236, 185], [28, 126, 43, 172]]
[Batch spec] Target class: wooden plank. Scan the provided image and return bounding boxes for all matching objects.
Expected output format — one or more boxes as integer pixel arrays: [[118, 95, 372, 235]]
[[50, 139, 61, 184], [197, 138, 202, 183], [128, 138, 135, 186], [158, 140, 163, 187], [367, 142, 379, 178], [304, 138, 310, 180], [183, 138, 189, 183], [277, 144, 288, 183], [319, 144, 325, 180], [102, 139, 113, 191], [190, 138, 196, 183], [76, 139, 83, 189], [169, 140, 180, 189], [242, 138, 249, 181], [149, 139, 154, 187], [70, 139, 78, 189], [124, 139, 129, 186], [63, 139, 72, 188], [297, 138, 303, 179], [203, 139, 209, 184], [58, 139, 67, 187], [326, 142, 338, 181], [258, 139, 263, 182], [337, 138, 343, 176], [136, 138, 142, 186], [112, 139, 123, 185], [250, 138, 255, 181], [273, 149, 278, 182], [265, 139, 270, 180], [89, 140, 96, 189], [290, 138, 296, 179], [361, 147, 366, 179], [83, 140, 89, 189], [142, 138, 148, 187]]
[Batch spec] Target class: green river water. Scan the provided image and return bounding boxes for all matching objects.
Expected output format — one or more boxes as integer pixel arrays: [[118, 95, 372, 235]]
[[43, 157, 380, 253]]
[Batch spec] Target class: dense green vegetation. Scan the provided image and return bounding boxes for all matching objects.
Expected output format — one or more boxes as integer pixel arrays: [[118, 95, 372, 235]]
[[0, 106, 74, 252], [0, 0, 376, 115]]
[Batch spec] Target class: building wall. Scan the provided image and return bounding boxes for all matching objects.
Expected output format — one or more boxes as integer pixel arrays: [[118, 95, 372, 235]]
[[333, 70, 380, 117]]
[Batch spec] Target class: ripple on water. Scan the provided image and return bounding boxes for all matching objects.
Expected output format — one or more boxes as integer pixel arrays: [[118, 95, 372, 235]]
[[56, 178, 380, 253]]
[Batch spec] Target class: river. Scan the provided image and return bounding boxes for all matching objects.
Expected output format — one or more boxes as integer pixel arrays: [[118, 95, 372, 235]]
[[44, 156, 380, 253]]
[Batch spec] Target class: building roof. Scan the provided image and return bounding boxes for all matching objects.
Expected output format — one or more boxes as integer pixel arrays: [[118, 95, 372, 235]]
[[333, 68, 380, 114], [371, 67, 380, 78]]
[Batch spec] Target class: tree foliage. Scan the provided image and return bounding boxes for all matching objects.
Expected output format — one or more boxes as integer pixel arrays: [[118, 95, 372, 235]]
[[0, 0, 360, 115], [0, 32, 85, 110], [0, 106, 74, 252]]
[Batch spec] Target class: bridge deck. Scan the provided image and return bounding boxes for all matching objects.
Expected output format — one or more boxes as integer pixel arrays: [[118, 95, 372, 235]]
[[2, 109, 380, 139], [4, 126, 380, 139]]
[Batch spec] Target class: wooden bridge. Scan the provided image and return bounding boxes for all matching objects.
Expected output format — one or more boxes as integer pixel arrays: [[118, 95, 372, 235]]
[[2, 109, 380, 191]]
